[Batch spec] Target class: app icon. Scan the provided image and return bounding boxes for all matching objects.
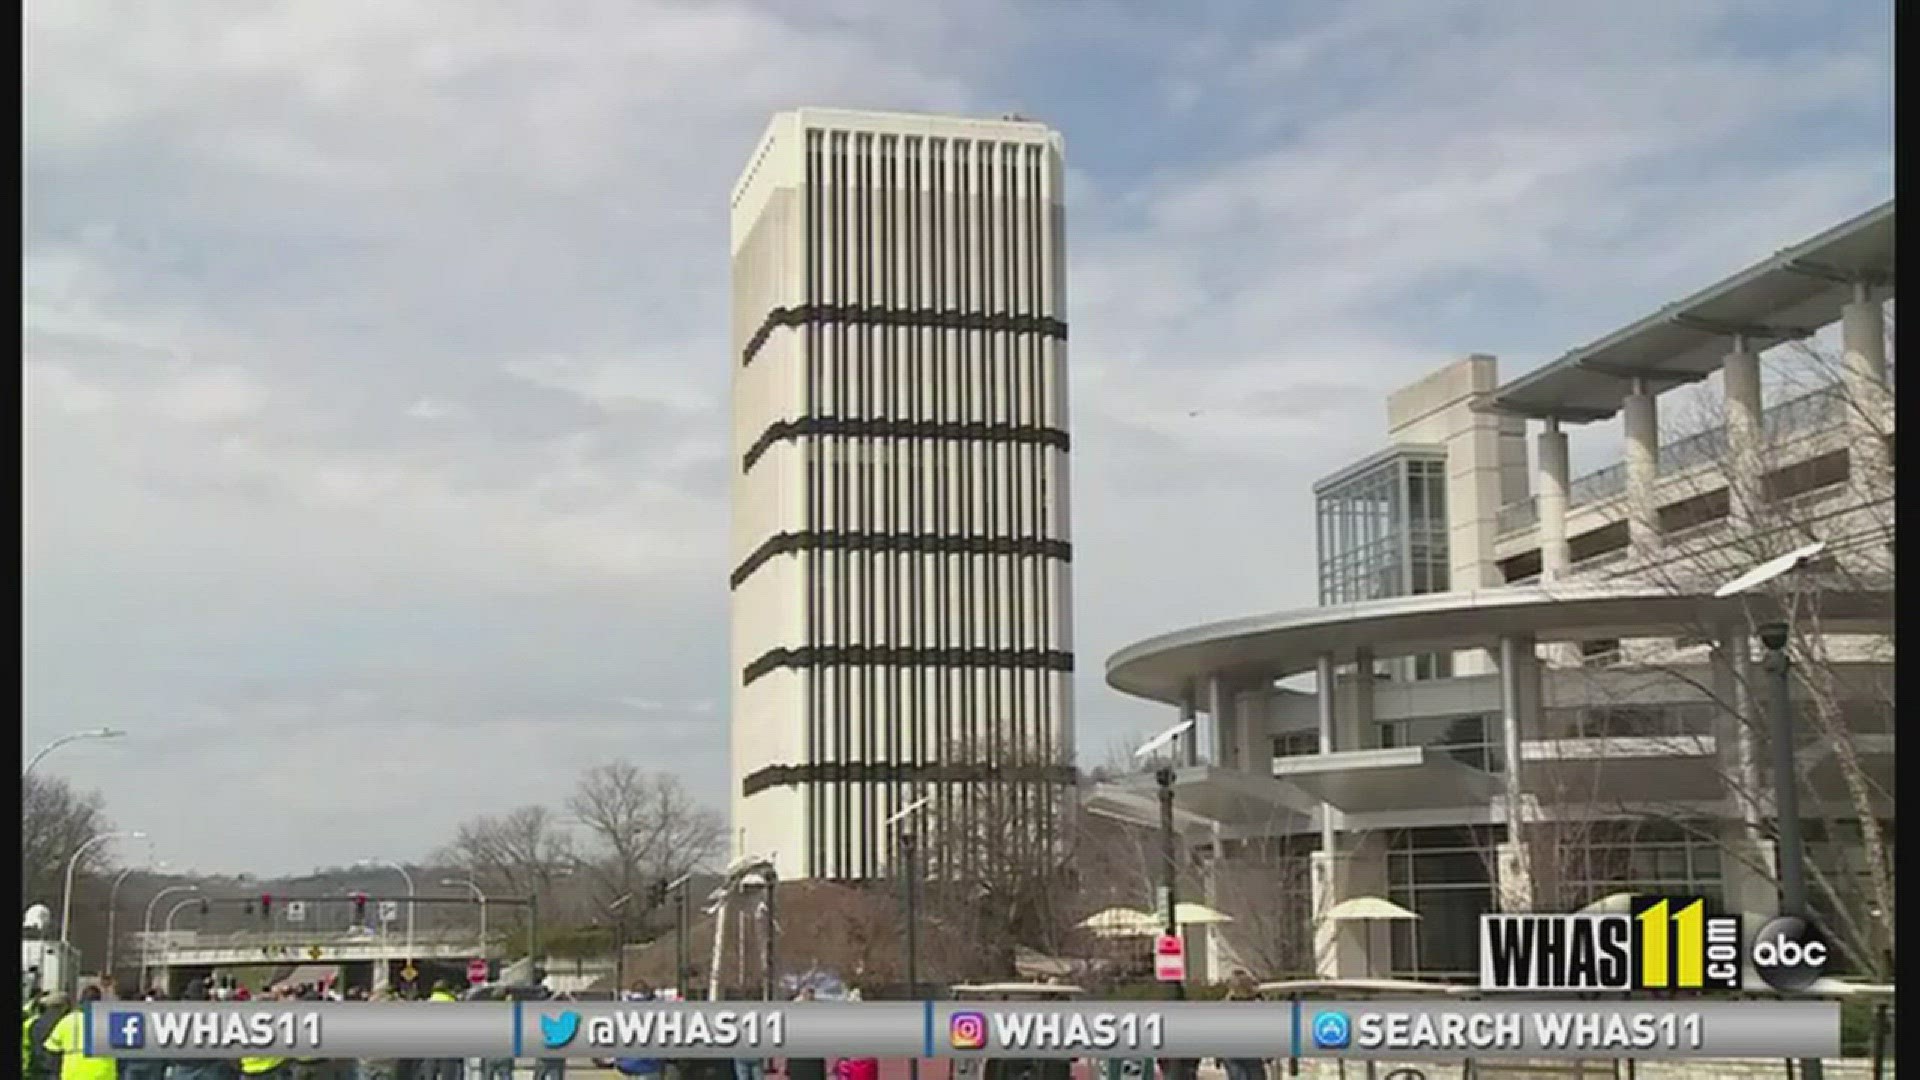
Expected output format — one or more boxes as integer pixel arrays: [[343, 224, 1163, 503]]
[[108, 1013, 146, 1050], [1311, 1011, 1351, 1051], [948, 1011, 989, 1050], [540, 1011, 582, 1049]]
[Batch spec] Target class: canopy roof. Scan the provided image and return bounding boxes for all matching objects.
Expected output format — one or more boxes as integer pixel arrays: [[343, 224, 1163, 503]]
[[1485, 200, 1894, 422]]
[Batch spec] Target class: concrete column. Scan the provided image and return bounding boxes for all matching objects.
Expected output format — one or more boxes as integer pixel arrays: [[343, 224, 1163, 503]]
[[1207, 676, 1234, 768], [1714, 624, 1770, 827], [1179, 683, 1199, 767], [1349, 649, 1376, 748], [1623, 379, 1662, 558], [1842, 290, 1892, 491], [1719, 824, 1782, 923], [1496, 634, 1537, 912], [1311, 833, 1390, 978], [1537, 419, 1570, 582], [1315, 653, 1337, 855], [1723, 338, 1765, 536]]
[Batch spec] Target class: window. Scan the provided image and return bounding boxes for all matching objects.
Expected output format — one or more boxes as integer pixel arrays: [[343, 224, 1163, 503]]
[[1579, 639, 1622, 667], [1548, 704, 1717, 739], [1386, 826, 1497, 977], [1272, 730, 1320, 761], [1315, 452, 1448, 609], [1377, 714, 1502, 772]]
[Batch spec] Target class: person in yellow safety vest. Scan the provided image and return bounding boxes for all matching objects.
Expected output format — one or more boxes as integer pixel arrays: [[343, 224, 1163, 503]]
[[425, 982, 461, 1080], [43, 985, 114, 1080], [22, 993, 42, 1076], [239, 1055, 289, 1078]]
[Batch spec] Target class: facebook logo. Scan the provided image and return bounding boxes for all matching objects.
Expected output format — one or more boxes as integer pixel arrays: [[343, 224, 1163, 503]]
[[108, 1013, 145, 1050]]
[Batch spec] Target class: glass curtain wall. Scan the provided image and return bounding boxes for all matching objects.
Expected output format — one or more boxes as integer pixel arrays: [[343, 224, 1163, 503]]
[[1316, 450, 1450, 680]]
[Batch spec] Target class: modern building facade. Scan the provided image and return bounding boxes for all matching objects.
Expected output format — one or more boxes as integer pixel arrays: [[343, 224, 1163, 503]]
[[730, 109, 1075, 882], [1093, 202, 1895, 983]]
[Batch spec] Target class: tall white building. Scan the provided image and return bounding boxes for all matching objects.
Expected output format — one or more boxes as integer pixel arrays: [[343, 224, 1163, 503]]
[[729, 108, 1074, 882]]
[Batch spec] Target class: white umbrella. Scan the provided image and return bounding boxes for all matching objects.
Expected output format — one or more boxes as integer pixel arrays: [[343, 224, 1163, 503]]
[[1077, 908, 1159, 938], [1319, 896, 1419, 978]]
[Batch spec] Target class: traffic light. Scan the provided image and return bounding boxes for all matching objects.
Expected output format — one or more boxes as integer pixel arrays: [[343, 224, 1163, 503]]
[[352, 893, 368, 923], [243, 900, 254, 916], [261, 893, 273, 919], [199, 899, 209, 917]]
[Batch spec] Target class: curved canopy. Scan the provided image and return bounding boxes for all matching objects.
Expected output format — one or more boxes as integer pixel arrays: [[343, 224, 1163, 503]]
[[1108, 583, 1892, 704]]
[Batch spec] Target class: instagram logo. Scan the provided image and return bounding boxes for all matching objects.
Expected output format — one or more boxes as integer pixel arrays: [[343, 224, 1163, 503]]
[[948, 1011, 989, 1050]]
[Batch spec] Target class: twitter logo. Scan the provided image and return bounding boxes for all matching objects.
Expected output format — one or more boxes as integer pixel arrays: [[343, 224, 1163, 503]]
[[540, 1011, 581, 1049]]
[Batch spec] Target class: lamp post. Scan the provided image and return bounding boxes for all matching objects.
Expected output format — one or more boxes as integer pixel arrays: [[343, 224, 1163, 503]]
[[357, 860, 416, 963], [608, 893, 633, 993], [1135, 722, 1196, 1080], [156, 895, 204, 996], [663, 874, 693, 1001], [441, 879, 489, 962], [25, 728, 126, 777], [884, 798, 930, 1080], [106, 849, 165, 977], [141, 886, 198, 991], [1715, 541, 1828, 1080], [1713, 541, 1827, 923], [61, 830, 147, 955]]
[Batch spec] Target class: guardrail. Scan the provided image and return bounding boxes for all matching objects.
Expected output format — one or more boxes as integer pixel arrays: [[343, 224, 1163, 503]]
[[1496, 378, 1869, 530]]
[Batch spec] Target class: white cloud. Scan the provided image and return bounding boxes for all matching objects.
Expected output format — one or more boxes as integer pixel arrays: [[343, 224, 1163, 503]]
[[23, 0, 1891, 874]]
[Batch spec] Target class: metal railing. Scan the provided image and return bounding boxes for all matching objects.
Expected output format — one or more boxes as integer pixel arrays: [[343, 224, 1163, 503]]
[[135, 928, 483, 948], [1567, 463, 1626, 507], [1496, 377, 1871, 528], [1496, 497, 1538, 535]]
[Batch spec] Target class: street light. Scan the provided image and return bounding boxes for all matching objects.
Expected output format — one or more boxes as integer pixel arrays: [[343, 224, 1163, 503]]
[[441, 879, 489, 965], [25, 728, 127, 777], [357, 860, 416, 963], [607, 892, 634, 993], [885, 798, 930, 1080], [141, 886, 199, 991], [1135, 721, 1195, 1080], [161, 896, 204, 988], [106, 847, 166, 977], [1716, 541, 1827, 1080], [663, 873, 693, 1001], [61, 830, 147, 952]]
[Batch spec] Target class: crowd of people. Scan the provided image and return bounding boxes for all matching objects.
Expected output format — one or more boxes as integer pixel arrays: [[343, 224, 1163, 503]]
[[20, 977, 527, 1080]]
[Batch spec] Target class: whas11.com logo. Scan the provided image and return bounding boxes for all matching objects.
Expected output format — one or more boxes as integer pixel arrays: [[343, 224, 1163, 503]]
[[1480, 896, 1830, 992]]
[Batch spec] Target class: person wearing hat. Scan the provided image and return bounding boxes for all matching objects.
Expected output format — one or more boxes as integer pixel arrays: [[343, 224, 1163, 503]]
[[424, 981, 460, 1080], [44, 985, 113, 1080]]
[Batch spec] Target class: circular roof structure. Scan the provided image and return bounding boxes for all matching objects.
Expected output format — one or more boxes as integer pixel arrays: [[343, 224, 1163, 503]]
[[1107, 582, 1893, 705]]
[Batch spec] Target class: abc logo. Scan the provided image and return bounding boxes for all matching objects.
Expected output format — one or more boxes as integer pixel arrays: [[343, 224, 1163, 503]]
[[1750, 916, 1830, 992]]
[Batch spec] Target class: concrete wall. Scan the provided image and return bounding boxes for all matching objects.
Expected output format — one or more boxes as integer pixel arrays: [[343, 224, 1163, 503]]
[[1386, 356, 1528, 675]]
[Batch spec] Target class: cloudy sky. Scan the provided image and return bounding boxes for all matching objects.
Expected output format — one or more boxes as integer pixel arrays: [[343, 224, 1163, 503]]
[[24, 0, 1892, 876]]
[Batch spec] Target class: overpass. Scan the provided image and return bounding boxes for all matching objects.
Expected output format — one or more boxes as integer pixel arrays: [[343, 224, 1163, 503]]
[[135, 928, 504, 968]]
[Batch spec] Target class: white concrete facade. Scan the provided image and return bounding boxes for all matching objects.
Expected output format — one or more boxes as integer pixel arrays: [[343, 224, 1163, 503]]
[[1096, 203, 1895, 982], [730, 109, 1074, 882]]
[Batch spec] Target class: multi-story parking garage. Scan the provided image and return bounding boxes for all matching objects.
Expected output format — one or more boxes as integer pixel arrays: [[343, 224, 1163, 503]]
[[1090, 202, 1895, 983]]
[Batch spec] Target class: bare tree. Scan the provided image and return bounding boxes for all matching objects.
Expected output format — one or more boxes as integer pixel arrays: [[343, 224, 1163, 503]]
[[433, 804, 578, 927], [1543, 321, 1895, 976], [567, 762, 725, 919], [22, 772, 118, 968]]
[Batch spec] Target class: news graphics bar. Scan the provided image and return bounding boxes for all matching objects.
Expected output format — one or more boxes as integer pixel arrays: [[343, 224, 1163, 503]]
[[93, 1001, 1836, 1061]]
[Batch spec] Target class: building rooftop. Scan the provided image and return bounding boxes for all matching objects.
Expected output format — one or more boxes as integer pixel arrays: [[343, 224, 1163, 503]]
[[1485, 200, 1895, 422]]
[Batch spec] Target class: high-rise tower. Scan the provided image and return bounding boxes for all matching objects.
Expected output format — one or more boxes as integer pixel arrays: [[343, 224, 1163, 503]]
[[729, 108, 1073, 881]]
